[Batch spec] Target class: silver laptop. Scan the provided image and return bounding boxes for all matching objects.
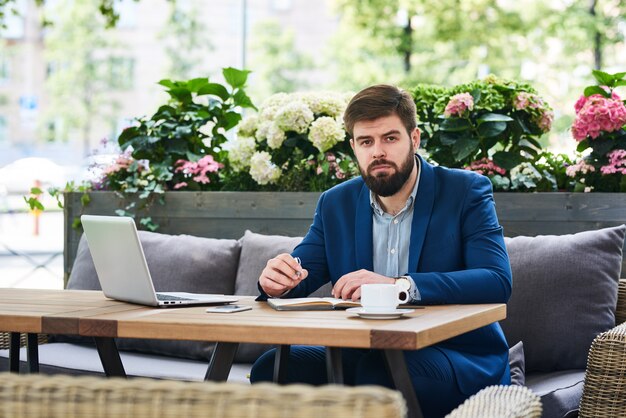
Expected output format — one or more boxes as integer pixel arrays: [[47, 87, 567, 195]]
[[80, 215, 238, 308]]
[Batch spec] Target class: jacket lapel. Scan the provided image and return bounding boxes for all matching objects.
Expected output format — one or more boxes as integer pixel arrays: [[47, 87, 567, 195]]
[[355, 182, 374, 271], [409, 155, 435, 271]]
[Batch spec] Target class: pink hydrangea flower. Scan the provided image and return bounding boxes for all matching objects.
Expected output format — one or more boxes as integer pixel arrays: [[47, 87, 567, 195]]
[[464, 158, 506, 176], [571, 94, 626, 141], [537, 110, 554, 133], [444, 93, 474, 118], [174, 155, 223, 185], [574, 90, 621, 113], [513, 92, 544, 111], [565, 160, 595, 178], [600, 149, 626, 175], [173, 182, 188, 190]]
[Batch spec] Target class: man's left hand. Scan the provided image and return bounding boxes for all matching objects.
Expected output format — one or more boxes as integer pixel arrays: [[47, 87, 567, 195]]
[[332, 269, 395, 300]]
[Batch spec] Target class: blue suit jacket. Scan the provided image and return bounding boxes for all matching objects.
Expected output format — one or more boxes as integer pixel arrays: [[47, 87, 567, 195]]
[[260, 155, 512, 394]]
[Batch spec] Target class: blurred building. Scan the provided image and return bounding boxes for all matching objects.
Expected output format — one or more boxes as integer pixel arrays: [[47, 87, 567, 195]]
[[0, 0, 339, 166]]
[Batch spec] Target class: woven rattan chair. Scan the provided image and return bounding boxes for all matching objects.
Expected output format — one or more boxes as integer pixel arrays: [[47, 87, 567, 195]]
[[445, 385, 542, 418], [0, 373, 406, 418]]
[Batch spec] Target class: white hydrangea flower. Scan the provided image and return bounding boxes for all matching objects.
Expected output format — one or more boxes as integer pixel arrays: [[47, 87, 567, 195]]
[[255, 121, 272, 142], [238, 115, 258, 137], [510, 162, 541, 180], [274, 101, 314, 134], [266, 123, 286, 149], [249, 151, 281, 185], [261, 92, 290, 109], [309, 116, 346, 153], [302, 92, 347, 118], [228, 136, 256, 171]]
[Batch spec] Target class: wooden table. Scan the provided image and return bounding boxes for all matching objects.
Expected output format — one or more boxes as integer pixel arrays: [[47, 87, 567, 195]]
[[0, 288, 506, 418]]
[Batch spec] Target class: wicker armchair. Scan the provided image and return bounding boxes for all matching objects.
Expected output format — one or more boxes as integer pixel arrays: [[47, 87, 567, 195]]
[[446, 385, 542, 418], [0, 373, 406, 418]]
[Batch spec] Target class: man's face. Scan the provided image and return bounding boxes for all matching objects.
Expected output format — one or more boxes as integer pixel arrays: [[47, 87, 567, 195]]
[[350, 114, 420, 197]]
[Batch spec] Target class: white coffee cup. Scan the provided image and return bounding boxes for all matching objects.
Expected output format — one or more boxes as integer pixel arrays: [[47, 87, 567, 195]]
[[360, 283, 410, 312]]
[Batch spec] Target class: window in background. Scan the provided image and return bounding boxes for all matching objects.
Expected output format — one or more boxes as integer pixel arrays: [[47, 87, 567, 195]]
[[108, 57, 135, 90]]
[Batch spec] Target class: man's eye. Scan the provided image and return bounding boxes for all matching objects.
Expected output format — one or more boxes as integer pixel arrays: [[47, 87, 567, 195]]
[[387, 136, 397, 141], [360, 140, 372, 146]]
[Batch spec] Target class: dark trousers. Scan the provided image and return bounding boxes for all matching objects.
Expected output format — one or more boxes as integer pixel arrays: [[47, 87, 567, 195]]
[[250, 346, 477, 418]]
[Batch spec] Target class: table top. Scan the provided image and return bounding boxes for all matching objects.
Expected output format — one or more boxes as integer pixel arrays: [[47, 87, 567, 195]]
[[0, 288, 506, 350]]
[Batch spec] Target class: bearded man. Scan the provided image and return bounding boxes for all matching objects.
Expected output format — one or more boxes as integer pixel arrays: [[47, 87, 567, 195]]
[[251, 84, 512, 418]]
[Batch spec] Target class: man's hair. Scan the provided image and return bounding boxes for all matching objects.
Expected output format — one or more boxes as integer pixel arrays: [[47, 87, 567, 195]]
[[343, 84, 417, 138]]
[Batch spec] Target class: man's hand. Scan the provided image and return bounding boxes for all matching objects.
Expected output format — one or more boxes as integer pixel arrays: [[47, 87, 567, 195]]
[[332, 269, 395, 301], [259, 253, 308, 298]]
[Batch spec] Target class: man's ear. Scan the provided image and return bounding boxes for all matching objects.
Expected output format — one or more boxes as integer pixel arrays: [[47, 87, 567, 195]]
[[411, 128, 421, 151], [349, 138, 355, 151]]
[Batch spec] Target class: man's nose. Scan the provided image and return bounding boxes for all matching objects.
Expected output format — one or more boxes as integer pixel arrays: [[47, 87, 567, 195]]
[[372, 141, 385, 159]]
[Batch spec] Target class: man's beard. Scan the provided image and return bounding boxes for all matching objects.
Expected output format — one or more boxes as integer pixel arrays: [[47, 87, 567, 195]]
[[360, 149, 415, 197]]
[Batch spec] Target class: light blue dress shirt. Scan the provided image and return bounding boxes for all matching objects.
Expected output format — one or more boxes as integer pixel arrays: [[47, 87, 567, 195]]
[[370, 155, 422, 301]]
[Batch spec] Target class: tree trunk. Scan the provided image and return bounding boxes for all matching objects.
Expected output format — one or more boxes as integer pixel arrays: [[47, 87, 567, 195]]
[[589, 0, 602, 70], [403, 16, 412, 73]]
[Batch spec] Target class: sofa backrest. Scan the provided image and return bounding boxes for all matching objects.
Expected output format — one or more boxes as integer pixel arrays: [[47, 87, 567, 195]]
[[500, 225, 626, 374]]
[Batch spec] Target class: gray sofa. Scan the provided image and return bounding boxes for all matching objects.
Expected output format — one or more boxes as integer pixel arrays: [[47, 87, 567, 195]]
[[1, 226, 625, 418]]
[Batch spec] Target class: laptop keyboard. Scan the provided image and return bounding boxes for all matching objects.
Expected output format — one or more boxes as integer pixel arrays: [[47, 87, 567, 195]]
[[156, 294, 195, 301]]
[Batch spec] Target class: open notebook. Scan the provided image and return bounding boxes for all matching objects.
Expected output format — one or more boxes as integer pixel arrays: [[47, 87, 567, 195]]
[[267, 297, 360, 311]]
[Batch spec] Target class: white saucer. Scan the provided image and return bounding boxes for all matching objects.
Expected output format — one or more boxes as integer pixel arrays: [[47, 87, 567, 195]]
[[346, 307, 415, 320]]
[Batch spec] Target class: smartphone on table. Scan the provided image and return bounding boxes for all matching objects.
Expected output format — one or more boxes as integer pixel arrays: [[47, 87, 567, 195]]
[[205, 304, 252, 313]]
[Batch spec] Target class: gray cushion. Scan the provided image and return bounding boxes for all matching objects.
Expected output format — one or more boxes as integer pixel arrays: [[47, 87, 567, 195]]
[[509, 341, 525, 386], [501, 225, 626, 373], [65, 231, 241, 361], [526, 370, 584, 418], [233, 230, 333, 363], [233, 230, 302, 363]]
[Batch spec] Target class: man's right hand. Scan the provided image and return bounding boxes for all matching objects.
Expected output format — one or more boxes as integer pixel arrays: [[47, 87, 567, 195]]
[[259, 253, 308, 298]]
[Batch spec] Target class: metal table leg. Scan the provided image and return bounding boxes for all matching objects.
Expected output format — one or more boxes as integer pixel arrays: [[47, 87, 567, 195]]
[[325, 346, 344, 384], [273, 344, 290, 384], [204, 342, 239, 381], [94, 337, 126, 377], [383, 349, 424, 418], [9, 332, 20, 373], [26, 333, 39, 373]]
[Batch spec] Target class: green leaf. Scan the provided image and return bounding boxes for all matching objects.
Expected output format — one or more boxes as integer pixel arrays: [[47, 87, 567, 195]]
[[157, 79, 177, 89], [576, 139, 590, 152], [29, 187, 43, 195], [451, 137, 480, 161], [118, 126, 139, 147], [612, 72, 626, 80], [439, 131, 460, 145], [492, 151, 523, 170], [24, 196, 44, 211], [233, 89, 256, 110], [197, 83, 230, 101], [584, 85, 610, 98], [470, 89, 481, 104], [477, 121, 507, 138], [477, 113, 513, 124], [440, 118, 471, 132], [223, 112, 242, 131], [187, 77, 209, 92], [80, 193, 91, 206], [71, 217, 82, 230], [615, 80, 626, 87], [592, 69, 614, 86], [168, 87, 192, 104], [222, 67, 251, 88]]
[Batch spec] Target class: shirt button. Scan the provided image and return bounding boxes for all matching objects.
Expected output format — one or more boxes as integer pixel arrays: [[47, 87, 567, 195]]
[[390, 248, 396, 254], [393, 219, 399, 224]]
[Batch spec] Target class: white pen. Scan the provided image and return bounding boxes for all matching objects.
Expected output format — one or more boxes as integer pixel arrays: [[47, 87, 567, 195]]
[[294, 256, 302, 277]]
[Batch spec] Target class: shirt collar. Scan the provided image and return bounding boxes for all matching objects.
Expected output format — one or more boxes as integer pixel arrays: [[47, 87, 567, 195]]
[[369, 155, 421, 216]]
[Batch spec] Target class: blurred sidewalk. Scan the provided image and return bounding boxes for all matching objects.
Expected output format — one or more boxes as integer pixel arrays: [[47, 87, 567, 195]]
[[0, 211, 64, 289]]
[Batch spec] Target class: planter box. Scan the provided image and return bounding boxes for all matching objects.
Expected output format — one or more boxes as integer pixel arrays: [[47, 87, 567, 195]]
[[64, 192, 626, 282]]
